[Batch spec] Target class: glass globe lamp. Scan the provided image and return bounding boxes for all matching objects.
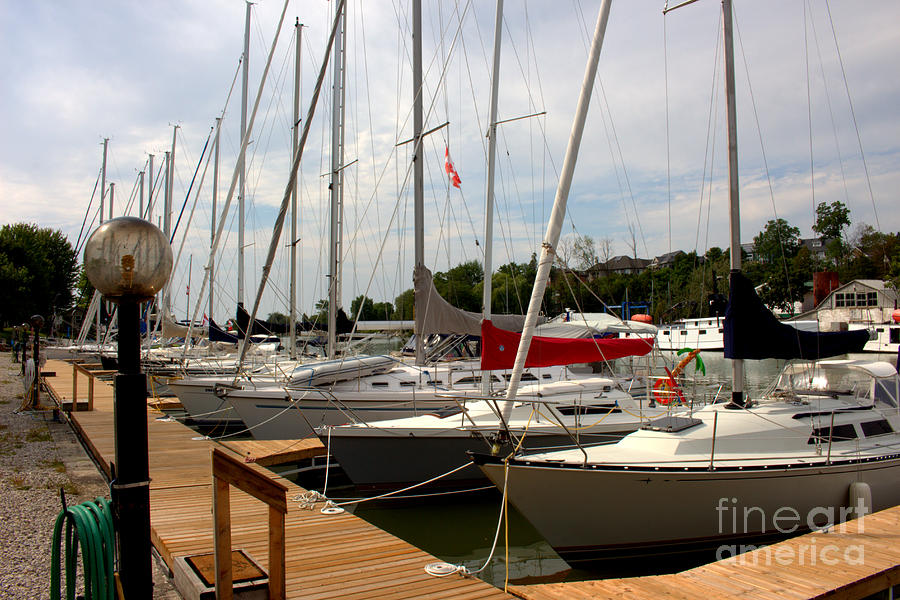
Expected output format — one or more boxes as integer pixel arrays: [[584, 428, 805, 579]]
[[83, 217, 172, 302]]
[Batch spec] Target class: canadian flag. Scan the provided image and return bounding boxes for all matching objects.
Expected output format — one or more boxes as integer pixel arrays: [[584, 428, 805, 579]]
[[444, 146, 461, 188]]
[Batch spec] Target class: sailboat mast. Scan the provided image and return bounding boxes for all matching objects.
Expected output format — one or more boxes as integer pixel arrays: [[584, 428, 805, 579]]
[[238, 1, 251, 309], [481, 0, 504, 396], [162, 150, 171, 317], [100, 138, 108, 224], [290, 18, 303, 360], [139, 169, 144, 218], [97, 138, 107, 345], [722, 0, 744, 406], [109, 183, 115, 219], [501, 0, 612, 419], [412, 0, 425, 365], [327, 1, 345, 358], [210, 118, 220, 324], [147, 154, 154, 222]]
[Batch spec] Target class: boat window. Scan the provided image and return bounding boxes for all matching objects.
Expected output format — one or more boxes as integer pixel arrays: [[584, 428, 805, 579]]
[[663, 331, 670, 336], [542, 374, 552, 379], [698, 330, 707, 335], [400, 381, 416, 387], [874, 379, 898, 408], [718, 328, 724, 333], [680, 331, 688, 336], [455, 375, 502, 384], [556, 404, 620, 416], [427, 407, 464, 419], [860, 419, 894, 437], [808, 424, 858, 445], [503, 373, 538, 381], [891, 329, 900, 344], [371, 381, 389, 387], [427, 380, 443, 385]]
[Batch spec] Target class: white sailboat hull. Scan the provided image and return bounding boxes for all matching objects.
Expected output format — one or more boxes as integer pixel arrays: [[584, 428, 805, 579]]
[[226, 387, 471, 440], [476, 454, 900, 565]]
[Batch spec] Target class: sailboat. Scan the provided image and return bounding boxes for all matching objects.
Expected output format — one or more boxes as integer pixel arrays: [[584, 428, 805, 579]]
[[470, 0, 898, 568]]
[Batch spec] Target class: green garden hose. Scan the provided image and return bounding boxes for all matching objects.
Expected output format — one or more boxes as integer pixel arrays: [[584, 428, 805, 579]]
[[50, 497, 116, 600]]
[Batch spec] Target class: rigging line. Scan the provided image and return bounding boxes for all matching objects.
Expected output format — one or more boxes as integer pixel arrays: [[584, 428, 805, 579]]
[[694, 15, 722, 262], [339, 0, 476, 282], [446, 4, 486, 253], [807, 0, 851, 207], [503, 8, 559, 182], [235, 0, 343, 371], [664, 9, 672, 255], [733, 4, 798, 305], [74, 168, 102, 253], [356, 0, 385, 266], [170, 130, 212, 244], [121, 169, 142, 216], [804, 1, 817, 225], [823, 0, 881, 232]]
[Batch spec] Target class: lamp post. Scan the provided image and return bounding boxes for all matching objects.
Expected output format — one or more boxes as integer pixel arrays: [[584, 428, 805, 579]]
[[84, 216, 172, 599], [29, 314, 44, 408]]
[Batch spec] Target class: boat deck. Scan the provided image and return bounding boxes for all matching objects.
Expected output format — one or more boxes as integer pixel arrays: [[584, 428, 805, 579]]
[[43, 359, 508, 599]]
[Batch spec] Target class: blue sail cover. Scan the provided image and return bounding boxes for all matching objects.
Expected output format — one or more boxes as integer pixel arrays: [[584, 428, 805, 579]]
[[724, 271, 869, 360], [208, 317, 239, 343]]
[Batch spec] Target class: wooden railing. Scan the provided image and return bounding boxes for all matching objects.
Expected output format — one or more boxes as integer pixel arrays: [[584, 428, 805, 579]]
[[212, 448, 287, 600], [70, 362, 117, 412]]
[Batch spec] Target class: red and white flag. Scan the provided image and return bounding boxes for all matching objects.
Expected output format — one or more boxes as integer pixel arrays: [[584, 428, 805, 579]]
[[444, 146, 461, 188]]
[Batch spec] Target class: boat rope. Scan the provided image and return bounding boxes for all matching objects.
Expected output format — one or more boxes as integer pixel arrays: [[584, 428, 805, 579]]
[[424, 455, 510, 581], [50, 497, 116, 600], [190, 393, 307, 441]]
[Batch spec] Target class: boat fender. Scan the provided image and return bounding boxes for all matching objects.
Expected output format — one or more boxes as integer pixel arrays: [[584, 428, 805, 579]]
[[847, 481, 872, 519]]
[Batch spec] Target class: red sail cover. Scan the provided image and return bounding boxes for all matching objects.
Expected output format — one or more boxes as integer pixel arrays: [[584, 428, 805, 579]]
[[480, 320, 655, 370]]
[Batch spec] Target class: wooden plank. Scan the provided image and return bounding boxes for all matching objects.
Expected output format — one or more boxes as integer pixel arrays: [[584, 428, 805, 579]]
[[212, 448, 288, 513], [269, 507, 286, 600], [214, 476, 233, 600], [218, 438, 326, 466]]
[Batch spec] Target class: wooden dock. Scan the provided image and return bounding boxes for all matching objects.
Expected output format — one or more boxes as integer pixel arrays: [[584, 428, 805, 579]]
[[43, 359, 508, 599]]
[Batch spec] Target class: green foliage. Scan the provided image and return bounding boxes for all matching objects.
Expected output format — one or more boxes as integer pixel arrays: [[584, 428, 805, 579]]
[[813, 201, 851, 240], [752, 218, 801, 265], [0, 223, 78, 328], [266, 312, 289, 326], [393, 289, 415, 320], [432, 260, 483, 312]]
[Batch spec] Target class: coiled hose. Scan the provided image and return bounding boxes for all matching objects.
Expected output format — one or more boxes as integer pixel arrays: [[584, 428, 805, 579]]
[[50, 497, 116, 600]]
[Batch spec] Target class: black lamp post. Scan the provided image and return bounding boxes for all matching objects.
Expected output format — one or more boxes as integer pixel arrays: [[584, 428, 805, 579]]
[[29, 314, 44, 408], [84, 216, 172, 599]]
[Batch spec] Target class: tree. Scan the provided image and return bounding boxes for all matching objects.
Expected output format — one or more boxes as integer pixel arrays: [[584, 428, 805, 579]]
[[0, 223, 78, 328], [752, 218, 801, 265], [812, 200, 850, 240], [432, 260, 482, 312], [393, 289, 415, 320], [573, 234, 599, 271], [266, 312, 289, 326], [350, 295, 375, 320]]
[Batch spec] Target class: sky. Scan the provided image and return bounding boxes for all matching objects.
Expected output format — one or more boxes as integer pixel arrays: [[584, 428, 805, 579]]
[[2, 0, 899, 321]]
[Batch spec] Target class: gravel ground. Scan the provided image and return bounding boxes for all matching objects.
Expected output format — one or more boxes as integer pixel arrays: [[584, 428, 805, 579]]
[[0, 351, 181, 599]]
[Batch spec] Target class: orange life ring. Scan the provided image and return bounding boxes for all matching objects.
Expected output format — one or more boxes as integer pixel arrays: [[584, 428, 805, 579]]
[[652, 366, 685, 405]]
